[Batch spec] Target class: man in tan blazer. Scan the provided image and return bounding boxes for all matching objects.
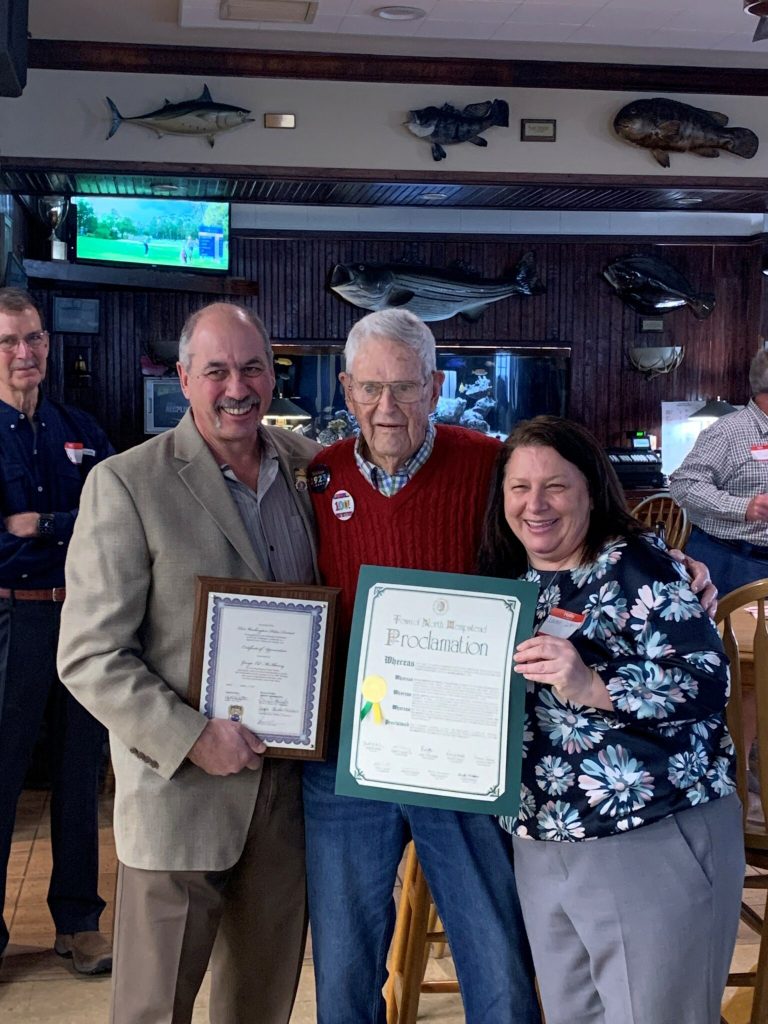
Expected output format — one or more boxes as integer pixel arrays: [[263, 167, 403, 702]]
[[57, 302, 320, 1024]]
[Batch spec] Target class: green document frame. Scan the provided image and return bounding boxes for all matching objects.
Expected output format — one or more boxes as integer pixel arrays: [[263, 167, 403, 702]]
[[335, 566, 538, 816]]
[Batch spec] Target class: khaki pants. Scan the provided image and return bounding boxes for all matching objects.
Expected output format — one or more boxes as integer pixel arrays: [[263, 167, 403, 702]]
[[110, 759, 307, 1024]]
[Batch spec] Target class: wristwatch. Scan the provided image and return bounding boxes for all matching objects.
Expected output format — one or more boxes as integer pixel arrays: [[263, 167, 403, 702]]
[[37, 513, 56, 538]]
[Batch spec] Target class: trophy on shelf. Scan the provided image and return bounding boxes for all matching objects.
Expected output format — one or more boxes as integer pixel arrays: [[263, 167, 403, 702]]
[[37, 195, 70, 261]]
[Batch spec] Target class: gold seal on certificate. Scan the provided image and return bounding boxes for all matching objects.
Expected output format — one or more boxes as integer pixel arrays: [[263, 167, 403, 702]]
[[188, 577, 340, 760], [336, 566, 538, 814]]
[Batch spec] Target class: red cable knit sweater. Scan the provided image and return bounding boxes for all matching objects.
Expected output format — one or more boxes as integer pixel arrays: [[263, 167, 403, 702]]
[[310, 425, 502, 639]]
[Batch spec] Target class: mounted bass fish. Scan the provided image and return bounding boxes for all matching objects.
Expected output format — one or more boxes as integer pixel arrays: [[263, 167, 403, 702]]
[[329, 251, 544, 322], [613, 97, 758, 168], [105, 85, 254, 147], [405, 99, 509, 161], [603, 253, 715, 320]]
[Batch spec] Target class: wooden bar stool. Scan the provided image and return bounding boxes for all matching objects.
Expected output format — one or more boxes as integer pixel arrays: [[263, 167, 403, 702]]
[[385, 842, 460, 1024]]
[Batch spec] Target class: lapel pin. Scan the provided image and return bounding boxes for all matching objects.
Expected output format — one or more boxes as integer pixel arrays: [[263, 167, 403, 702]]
[[310, 465, 331, 492], [331, 489, 355, 521]]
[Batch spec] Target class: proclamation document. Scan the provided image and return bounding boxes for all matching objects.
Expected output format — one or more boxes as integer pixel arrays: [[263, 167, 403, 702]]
[[188, 578, 339, 759], [335, 567, 537, 814]]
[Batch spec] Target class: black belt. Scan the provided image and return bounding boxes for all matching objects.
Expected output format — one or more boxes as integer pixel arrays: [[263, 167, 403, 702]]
[[694, 527, 768, 562], [0, 587, 66, 602]]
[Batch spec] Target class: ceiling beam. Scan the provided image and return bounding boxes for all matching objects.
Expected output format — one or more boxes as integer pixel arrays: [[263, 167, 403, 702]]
[[27, 39, 768, 95], [3, 154, 768, 192], [2, 157, 768, 213]]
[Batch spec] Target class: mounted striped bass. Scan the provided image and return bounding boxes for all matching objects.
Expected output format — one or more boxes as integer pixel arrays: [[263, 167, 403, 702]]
[[329, 251, 545, 322], [105, 85, 254, 147]]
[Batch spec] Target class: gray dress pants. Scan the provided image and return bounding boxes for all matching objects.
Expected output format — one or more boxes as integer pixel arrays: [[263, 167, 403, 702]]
[[512, 795, 744, 1024]]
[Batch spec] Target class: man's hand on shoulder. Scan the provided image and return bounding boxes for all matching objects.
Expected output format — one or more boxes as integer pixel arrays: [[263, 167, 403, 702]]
[[187, 718, 267, 776], [4, 512, 41, 538], [669, 549, 717, 618], [746, 494, 768, 523]]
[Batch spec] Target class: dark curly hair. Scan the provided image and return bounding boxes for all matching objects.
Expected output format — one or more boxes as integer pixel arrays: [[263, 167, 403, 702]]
[[478, 415, 646, 578]]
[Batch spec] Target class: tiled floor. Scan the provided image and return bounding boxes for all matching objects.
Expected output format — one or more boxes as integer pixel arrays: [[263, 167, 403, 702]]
[[0, 790, 463, 1023], [0, 789, 762, 1023]]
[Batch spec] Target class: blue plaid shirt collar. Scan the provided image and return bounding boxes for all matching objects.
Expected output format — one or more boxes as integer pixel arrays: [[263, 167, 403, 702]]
[[354, 420, 436, 497]]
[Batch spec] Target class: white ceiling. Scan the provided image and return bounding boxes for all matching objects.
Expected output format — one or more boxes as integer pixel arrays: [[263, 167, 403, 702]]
[[27, 0, 768, 67]]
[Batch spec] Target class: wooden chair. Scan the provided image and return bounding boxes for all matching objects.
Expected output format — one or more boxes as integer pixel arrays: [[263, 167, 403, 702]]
[[632, 492, 691, 550], [385, 842, 459, 1024], [717, 579, 768, 1024]]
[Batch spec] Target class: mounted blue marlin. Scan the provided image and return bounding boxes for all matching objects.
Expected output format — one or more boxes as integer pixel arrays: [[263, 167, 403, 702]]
[[329, 252, 545, 322], [105, 85, 254, 147]]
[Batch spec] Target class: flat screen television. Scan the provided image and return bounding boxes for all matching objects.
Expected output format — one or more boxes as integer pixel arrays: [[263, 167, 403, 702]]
[[144, 377, 190, 435], [73, 196, 230, 273]]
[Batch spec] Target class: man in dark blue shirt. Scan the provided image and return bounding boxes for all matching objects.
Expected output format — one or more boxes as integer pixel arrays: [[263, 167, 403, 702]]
[[0, 288, 113, 975]]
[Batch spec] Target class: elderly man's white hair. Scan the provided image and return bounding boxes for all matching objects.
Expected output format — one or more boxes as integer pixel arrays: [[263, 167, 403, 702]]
[[344, 309, 437, 375]]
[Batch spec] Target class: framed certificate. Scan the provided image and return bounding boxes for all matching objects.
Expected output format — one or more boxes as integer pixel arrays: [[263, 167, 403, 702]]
[[52, 297, 101, 334], [336, 566, 538, 815], [188, 577, 340, 760]]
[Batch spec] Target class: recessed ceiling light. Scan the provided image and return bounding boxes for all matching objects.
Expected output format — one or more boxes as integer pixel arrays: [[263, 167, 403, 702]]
[[374, 5, 426, 20], [677, 196, 703, 205], [151, 183, 180, 196], [421, 192, 448, 200]]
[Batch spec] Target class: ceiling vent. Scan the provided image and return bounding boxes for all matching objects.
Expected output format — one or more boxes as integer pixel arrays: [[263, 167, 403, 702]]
[[219, 0, 317, 22]]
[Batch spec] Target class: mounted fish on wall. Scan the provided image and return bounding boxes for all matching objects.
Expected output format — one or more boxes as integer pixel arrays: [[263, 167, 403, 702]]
[[404, 99, 509, 161], [613, 97, 758, 168], [105, 85, 254, 147], [329, 251, 544, 322], [602, 253, 715, 320]]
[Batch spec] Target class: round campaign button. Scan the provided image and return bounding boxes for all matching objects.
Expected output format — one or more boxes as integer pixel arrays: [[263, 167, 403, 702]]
[[331, 489, 355, 521], [310, 465, 331, 492]]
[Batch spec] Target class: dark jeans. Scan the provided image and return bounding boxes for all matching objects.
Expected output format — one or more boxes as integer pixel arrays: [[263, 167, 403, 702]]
[[686, 526, 768, 598], [303, 756, 541, 1024], [0, 597, 106, 954]]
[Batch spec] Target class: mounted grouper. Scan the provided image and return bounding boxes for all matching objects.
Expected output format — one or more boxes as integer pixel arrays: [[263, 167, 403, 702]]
[[405, 99, 509, 162], [105, 85, 254, 147], [329, 252, 545, 322], [613, 97, 758, 168]]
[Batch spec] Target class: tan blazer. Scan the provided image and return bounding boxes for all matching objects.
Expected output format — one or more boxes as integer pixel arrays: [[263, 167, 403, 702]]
[[57, 411, 320, 871]]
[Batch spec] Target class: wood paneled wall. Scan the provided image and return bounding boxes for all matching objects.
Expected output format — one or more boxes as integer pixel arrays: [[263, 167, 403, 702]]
[[31, 232, 764, 451]]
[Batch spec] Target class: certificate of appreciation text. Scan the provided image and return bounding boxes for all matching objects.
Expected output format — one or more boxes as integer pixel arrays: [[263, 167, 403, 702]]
[[188, 578, 339, 759]]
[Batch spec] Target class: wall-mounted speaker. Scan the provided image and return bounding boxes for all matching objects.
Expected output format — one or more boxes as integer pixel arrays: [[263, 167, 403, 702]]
[[0, 0, 27, 97]]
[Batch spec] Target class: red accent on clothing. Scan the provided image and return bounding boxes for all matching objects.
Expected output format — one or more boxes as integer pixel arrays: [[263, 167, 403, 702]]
[[311, 425, 502, 637]]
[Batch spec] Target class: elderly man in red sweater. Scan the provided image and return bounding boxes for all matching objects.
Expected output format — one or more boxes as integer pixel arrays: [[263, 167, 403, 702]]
[[303, 307, 717, 1024], [303, 308, 541, 1024]]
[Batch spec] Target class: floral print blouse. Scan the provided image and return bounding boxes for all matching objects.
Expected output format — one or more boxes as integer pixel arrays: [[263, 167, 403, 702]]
[[501, 535, 736, 842]]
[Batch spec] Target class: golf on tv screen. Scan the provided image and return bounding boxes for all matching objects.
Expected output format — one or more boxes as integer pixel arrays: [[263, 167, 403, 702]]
[[73, 197, 230, 272]]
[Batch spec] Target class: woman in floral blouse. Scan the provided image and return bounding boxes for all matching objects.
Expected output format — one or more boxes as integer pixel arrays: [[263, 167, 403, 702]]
[[479, 416, 744, 1024]]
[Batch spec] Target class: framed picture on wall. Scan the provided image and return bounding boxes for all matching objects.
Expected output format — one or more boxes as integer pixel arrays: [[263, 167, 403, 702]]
[[520, 118, 557, 142], [52, 297, 101, 334]]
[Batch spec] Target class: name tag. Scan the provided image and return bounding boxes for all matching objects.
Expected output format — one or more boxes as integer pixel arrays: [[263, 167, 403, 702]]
[[538, 608, 585, 639], [751, 444, 768, 462]]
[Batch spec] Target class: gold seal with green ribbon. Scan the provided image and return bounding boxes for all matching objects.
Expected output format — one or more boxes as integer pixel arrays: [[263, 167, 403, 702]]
[[360, 675, 387, 725]]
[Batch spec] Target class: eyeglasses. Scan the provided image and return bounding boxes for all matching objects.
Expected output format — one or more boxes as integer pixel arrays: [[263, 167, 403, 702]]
[[347, 379, 429, 404], [0, 330, 49, 353]]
